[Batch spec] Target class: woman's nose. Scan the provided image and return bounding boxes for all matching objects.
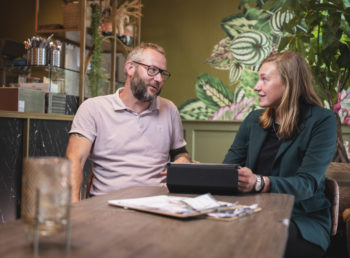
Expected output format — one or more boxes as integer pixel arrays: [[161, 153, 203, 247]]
[[254, 81, 261, 91]]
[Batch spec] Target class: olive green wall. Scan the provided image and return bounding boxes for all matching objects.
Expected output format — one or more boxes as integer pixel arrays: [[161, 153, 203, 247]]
[[0, 0, 36, 42], [141, 0, 240, 107], [0, 0, 64, 42]]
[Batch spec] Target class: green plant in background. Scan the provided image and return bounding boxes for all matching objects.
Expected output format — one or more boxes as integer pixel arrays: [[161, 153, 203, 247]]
[[88, 4, 108, 97], [263, 0, 350, 161], [178, 0, 350, 162], [179, 0, 288, 121]]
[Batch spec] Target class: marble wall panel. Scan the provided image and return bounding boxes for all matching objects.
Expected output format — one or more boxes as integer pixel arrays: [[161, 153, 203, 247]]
[[29, 119, 91, 199], [0, 118, 24, 223]]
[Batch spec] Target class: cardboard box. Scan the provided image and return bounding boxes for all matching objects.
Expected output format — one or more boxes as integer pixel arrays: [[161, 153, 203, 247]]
[[0, 87, 45, 113]]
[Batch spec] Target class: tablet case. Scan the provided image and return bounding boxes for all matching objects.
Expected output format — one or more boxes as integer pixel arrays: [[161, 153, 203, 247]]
[[166, 163, 239, 195]]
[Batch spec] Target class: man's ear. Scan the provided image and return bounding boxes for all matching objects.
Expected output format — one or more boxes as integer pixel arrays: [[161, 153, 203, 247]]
[[125, 61, 135, 77]]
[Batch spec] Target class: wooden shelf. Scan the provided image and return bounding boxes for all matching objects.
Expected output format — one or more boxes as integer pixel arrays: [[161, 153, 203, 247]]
[[34, 0, 141, 104], [0, 110, 74, 121], [36, 28, 80, 33]]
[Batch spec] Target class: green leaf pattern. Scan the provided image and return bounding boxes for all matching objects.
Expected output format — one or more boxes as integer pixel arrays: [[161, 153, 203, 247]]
[[220, 14, 258, 39], [178, 98, 216, 120], [210, 97, 257, 121], [229, 30, 272, 66], [229, 61, 245, 84], [180, 0, 348, 121], [195, 73, 235, 110], [206, 37, 234, 70]]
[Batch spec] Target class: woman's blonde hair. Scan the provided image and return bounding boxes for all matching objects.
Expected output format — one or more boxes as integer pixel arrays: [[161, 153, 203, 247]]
[[259, 51, 322, 139]]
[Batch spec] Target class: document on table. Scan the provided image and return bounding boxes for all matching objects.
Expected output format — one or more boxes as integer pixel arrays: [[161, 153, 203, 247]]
[[108, 193, 238, 218]]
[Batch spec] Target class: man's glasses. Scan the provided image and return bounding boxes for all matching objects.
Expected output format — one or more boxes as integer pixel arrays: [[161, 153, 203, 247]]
[[133, 61, 171, 81]]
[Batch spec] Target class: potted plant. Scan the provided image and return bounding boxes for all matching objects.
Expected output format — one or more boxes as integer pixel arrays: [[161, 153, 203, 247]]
[[88, 3, 108, 97]]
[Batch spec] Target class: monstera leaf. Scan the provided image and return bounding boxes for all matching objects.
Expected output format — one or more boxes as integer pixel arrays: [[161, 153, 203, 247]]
[[206, 38, 234, 70], [220, 14, 257, 39], [178, 98, 216, 120], [195, 73, 235, 111], [210, 97, 257, 121], [230, 30, 272, 66], [270, 9, 293, 35], [229, 61, 245, 84]]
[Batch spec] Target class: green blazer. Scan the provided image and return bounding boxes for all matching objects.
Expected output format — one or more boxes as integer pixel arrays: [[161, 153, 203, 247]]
[[223, 104, 337, 251]]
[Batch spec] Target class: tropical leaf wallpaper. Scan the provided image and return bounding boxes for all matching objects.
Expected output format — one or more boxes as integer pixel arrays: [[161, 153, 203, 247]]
[[178, 0, 350, 124]]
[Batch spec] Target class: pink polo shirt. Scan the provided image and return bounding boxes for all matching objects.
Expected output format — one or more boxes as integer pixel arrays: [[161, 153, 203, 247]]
[[69, 88, 186, 195]]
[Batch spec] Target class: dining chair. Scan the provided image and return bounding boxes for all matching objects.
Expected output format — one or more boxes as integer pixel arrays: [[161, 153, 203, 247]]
[[325, 177, 340, 236]]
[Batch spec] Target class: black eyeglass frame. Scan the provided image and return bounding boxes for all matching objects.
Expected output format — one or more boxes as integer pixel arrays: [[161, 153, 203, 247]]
[[133, 61, 171, 80]]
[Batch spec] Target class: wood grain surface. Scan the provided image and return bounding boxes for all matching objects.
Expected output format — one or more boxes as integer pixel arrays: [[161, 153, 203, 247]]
[[0, 186, 294, 258]]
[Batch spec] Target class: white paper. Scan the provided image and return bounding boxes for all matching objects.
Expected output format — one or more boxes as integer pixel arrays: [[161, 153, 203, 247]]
[[18, 100, 25, 112]]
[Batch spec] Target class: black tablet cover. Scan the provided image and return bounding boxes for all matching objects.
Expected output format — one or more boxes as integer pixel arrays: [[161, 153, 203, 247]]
[[166, 163, 239, 195]]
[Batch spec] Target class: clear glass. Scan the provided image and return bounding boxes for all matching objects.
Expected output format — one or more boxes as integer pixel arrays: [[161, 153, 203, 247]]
[[21, 157, 71, 236], [2, 65, 80, 96]]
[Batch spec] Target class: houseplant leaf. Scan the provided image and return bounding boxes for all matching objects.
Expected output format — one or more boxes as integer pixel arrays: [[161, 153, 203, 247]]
[[206, 37, 234, 70], [229, 30, 273, 66], [210, 97, 257, 121], [229, 61, 245, 84], [195, 73, 235, 111], [220, 14, 257, 39], [178, 98, 216, 120]]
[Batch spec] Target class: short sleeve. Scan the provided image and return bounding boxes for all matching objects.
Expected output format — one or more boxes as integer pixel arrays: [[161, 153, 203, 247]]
[[69, 99, 98, 143]]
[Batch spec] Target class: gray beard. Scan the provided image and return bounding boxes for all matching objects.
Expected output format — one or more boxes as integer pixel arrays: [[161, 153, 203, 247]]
[[130, 72, 161, 102]]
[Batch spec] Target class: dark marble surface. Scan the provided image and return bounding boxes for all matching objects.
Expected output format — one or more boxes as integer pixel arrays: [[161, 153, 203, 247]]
[[28, 119, 91, 197], [29, 119, 71, 157], [0, 118, 24, 223], [65, 95, 79, 115], [0, 117, 92, 223]]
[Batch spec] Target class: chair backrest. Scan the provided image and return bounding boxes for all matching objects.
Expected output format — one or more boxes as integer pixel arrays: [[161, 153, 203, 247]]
[[325, 177, 339, 236]]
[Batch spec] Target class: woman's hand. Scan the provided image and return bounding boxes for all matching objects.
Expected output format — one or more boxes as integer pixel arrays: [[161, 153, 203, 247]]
[[238, 167, 257, 192]]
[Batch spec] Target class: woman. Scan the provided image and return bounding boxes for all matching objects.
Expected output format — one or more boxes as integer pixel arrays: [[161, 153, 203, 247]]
[[223, 51, 336, 258]]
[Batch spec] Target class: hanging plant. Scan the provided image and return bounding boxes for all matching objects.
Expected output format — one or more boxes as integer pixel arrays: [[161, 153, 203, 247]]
[[88, 4, 108, 97]]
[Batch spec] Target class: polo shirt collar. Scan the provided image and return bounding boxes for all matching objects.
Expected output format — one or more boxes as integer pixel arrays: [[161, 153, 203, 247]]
[[112, 87, 160, 112]]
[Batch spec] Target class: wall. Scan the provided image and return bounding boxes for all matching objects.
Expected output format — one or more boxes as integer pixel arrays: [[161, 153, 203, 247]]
[[0, 0, 36, 42], [183, 121, 350, 163], [141, 0, 240, 107], [0, 0, 66, 42]]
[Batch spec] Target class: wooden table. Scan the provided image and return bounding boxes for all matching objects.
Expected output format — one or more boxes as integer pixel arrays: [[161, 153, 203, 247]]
[[0, 186, 294, 258]]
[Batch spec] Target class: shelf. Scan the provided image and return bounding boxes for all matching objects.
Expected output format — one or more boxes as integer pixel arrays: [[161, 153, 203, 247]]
[[0, 110, 74, 121], [36, 28, 80, 33]]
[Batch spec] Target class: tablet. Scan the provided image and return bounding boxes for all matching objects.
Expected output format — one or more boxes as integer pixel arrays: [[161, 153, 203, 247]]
[[166, 162, 239, 195]]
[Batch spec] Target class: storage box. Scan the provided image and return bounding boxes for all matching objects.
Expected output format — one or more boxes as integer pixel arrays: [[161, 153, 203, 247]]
[[0, 87, 45, 113], [63, 2, 80, 30], [47, 93, 66, 114], [19, 83, 60, 94]]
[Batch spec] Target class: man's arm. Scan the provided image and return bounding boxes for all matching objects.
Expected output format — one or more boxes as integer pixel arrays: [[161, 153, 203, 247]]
[[170, 146, 192, 163], [66, 133, 92, 203]]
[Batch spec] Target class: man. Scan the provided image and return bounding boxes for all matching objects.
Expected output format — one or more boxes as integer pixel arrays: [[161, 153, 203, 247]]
[[66, 43, 191, 202]]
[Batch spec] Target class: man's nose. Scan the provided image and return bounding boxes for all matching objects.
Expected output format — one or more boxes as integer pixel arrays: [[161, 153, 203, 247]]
[[154, 72, 164, 83]]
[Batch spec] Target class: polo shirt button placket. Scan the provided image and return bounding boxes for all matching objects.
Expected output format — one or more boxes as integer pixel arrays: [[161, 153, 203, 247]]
[[138, 115, 144, 132]]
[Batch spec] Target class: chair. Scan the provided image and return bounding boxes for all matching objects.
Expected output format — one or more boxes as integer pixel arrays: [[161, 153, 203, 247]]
[[343, 208, 350, 257], [325, 177, 340, 236], [84, 172, 95, 199]]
